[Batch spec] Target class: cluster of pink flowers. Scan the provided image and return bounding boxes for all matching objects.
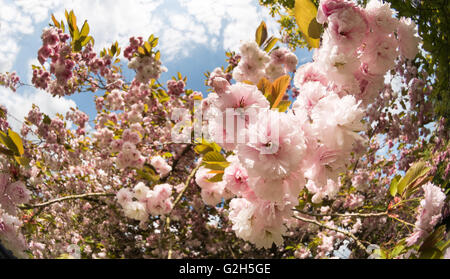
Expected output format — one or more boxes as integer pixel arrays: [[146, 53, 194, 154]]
[[0, 174, 30, 257], [195, 165, 233, 206], [124, 37, 168, 84], [197, 0, 420, 248], [150, 156, 172, 177], [0, 105, 9, 131], [32, 27, 76, 95], [167, 79, 185, 96], [116, 182, 174, 222], [0, 72, 20, 92], [406, 182, 446, 246], [66, 109, 89, 135], [116, 141, 145, 169], [232, 41, 298, 84]]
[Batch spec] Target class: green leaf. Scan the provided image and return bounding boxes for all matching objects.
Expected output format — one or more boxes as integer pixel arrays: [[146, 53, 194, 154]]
[[81, 36, 94, 47], [80, 20, 89, 38], [137, 46, 146, 55], [194, 144, 214, 155], [51, 14, 60, 28], [15, 156, 30, 167], [419, 225, 446, 252], [397, 161, 430, 197], [255, 21, 268, 47], [257, 77, 273, 97], [293, 0, 321, 49], [0, 146, 14, 156], [150, 37, 159, 48], [277, 100, 291, 112], [203, 151, 226, 163], [203, 162, 229, 171], [271, 75, 290, 108], [390, 244, 405, 258], [202, 151, 229, 171], [73, 40, 82, 52], [419, 247, 443, 259], [389, 175, 401, 197], [437, 239, 450, 252], [194, 139, 222, 155], [307, 17, 322, 39], [162, 152, 173, 158], [0, 131, 19, 155], [206, 173, 224, 183], [144, 41, 152, 53], [263, 36, 278, 52], [8, 129, 24, 156]]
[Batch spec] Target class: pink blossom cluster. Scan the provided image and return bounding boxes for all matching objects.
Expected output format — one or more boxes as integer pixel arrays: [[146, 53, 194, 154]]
[[128, 56, 168, 84], [0, 72, 20, 92], [124, 37, 168, 84], [116, 182, 174, 221], [195, 165, 233, 207], [208, 68, 232, 95], [199, 0, 421, 248], [150, 156, 172, 177], [116, 141, 145, 169], [406, 183, 446, 246], [232, 41, 298, 83], [0, 105, 9, 131], [32, 26, 120, 96], [66, 109, 89, 135], [33, 27, 76, 95], [167, 79, 185, 96], [0, 174, 30, 257]]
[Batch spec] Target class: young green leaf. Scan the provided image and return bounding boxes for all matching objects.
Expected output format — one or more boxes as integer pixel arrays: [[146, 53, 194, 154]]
[[397, 161, 430, 197], [271, 75, 290, 108], [263, 36, 279, 52], [80, 20, 89, 37], [0, 131, 19, 155], [8, 129, 24, 156], [255, 21, 268, 47], [293, 0, 321, 49], [389, 175, 401, 197]]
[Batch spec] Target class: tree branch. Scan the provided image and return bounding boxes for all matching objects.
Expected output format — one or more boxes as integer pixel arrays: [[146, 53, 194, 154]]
[[160, 144, 192, 183], [165, 159, 202, 259], [294, 208, 388, 218], [19, 192, 115, 210], [292, 214, 369, 255]]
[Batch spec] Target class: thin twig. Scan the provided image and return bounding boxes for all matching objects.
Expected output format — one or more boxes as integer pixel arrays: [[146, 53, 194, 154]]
[[166, 160, 202, 259], [388, 214, 415, 228], [292, 214, 368, 254], [294, 208, 388, 218], [160, 144, 192, 183], [19, 192, 115, 209]]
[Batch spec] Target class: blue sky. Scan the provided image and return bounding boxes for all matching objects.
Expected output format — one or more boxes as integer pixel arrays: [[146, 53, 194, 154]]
[[0, 0, 313, 131]]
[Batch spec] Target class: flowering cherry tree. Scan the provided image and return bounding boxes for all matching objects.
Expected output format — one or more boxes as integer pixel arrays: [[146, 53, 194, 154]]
[[0, 0, 449, 259]]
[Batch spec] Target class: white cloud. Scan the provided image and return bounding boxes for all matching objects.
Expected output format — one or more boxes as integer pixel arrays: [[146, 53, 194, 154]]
[[0, 0, 34, 71], [179, 0, 279, 52], [0, 87, 76, 132], [1, 0, 280, 70]]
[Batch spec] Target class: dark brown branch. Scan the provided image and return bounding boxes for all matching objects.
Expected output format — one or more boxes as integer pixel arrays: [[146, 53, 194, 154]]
[[292, 214, 369, 255], [19, 192, 115, 210]]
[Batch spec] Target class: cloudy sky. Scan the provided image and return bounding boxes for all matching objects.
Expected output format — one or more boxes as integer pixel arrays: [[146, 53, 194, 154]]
[[0, 0, 312, 131]]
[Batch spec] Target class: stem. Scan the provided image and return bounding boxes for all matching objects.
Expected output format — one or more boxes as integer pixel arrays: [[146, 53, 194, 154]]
[[388, 214, 415, 228], [294, 208, 388, 218], [292, 214, 369, 255], [165, 160, 202, 259], [160, 144, 192, 183], [170, 161, 202, 213], [19, 192, 115, 210]]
